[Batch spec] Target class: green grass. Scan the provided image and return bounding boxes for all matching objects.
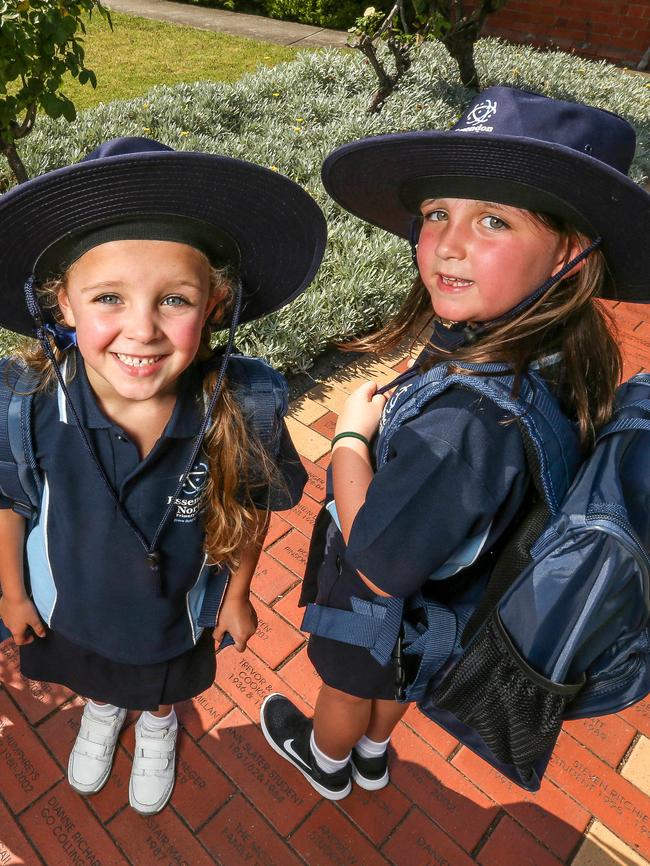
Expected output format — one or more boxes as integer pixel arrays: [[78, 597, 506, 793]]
[[62, 10, 299, 110]]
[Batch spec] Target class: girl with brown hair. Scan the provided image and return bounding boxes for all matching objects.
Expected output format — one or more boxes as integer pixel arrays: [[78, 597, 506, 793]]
[[260, 87, 649, 800]]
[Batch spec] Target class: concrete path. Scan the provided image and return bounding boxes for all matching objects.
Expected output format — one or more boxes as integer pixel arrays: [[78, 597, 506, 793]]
[[104, 0, 349, 47]]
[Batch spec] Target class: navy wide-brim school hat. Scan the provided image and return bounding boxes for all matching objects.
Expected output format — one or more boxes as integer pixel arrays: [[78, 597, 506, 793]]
[[0, 137, 327, 336], [321, 87, 650, 302]]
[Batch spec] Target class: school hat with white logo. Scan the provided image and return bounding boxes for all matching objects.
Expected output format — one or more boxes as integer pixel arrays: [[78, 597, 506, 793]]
[[0, 137, 327, 335], [321, 87, 649, 301]]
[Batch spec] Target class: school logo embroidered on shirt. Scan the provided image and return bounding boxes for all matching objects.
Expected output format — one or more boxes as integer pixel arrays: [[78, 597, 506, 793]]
[[168, 460, 209, 523], [182, 462, 209, 496], [457, 98, 497, 133]]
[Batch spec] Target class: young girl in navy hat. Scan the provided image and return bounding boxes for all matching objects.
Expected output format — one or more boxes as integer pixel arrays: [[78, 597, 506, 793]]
[[260, 86, 650, 799], [0, 137, 326, 813]]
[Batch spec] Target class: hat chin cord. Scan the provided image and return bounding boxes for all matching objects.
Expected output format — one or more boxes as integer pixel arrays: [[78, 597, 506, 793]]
[[23, 273, 243, 596], [408, 220, 603, 344]]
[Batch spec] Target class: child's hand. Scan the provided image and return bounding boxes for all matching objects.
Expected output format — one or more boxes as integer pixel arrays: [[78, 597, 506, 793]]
[[335, 381, 387, 441], [0, 596, 46, 645], [213, 594, 258, 653]]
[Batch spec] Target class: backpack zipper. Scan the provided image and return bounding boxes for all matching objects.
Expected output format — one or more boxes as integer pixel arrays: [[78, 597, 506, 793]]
[[585, 512, 650, 576], [569, 652, 646, 715]]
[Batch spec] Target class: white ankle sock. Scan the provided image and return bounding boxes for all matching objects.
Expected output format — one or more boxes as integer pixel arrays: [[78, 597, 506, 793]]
[[310, 731, 350, 774], [86, 700, 121, 719], [141, 708, 177, 731], [355, 734, 390, 759]]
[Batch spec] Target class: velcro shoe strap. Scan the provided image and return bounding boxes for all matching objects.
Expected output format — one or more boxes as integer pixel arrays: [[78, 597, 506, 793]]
[[76, 737, 110, 758], [134, 753, 171, 773]]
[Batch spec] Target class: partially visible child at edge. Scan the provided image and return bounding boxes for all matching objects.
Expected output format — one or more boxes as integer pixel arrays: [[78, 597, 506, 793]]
[[260, 87, 650, 799], [0, 138, 326, 814]]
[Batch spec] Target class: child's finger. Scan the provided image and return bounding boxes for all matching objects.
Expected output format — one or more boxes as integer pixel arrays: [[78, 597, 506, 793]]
[[12, 627, 33, 646], [29, 615, 47, 639], [355, 380, 378, 399]]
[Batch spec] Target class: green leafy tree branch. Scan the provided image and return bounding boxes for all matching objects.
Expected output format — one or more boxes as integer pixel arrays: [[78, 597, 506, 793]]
[[0, 0, 110, 184]]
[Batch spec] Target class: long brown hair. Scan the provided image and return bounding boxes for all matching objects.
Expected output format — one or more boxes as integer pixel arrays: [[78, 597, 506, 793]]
[[16, 261, 278, 570], [347, 215, 622, 451]]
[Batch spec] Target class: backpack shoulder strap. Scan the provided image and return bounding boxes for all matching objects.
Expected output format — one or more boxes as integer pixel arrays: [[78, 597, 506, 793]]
[[225, 355, 289, 456], [0, 358, 41, 518], [377, 361, 580, 513], [598, 374, 650, 439]]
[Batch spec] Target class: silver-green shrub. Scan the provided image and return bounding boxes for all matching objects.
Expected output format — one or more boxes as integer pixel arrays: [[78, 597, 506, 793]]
[[2, 40, 648, 370]]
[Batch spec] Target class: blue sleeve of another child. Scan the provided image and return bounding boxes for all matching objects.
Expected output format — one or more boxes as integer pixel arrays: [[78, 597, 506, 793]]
[[345, 388, 529, 597]]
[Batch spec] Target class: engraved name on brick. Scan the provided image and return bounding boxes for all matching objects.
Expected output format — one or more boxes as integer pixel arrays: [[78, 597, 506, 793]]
[[225, 727, 304, 807], [280, 542, 306, 565], [227, 659, 273, 707], [550, 753, 650, 835], [39, 795, 103, 866], [220, 820, 283, 866], [0, 719, 38, 794], [404, 762, 456, 813], [307, 824, 361, 866], [176, 755, 206, 790], [416, 834, 454, 866], [143, 815, 191, 866], [255, 621, 272, 642], [195, 693, 223, 721]]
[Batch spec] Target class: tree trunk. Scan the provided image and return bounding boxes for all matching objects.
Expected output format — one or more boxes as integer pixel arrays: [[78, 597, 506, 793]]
[[449, 41, 479, 88], [0, 139, 29, 184], [443, 22, 481, 89]]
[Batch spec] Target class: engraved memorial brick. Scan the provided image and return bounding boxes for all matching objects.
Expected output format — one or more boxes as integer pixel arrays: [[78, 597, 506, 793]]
[[382, 807, 476, 866], [21, 781, 127, 866], [202, 708, 315, 835], [291, 801, 391, 866], [202, 793, 303, 866], [0, 691, 61, 811]]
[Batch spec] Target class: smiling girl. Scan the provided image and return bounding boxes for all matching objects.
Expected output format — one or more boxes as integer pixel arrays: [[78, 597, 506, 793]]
[[260, 87, 649, 799], [0, 137, 325, 813]]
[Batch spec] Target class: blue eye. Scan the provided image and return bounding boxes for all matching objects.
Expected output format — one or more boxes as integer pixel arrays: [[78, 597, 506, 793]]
[[161, 296, 189, 307], [481, 215, 508, 230], [424, 209, 448, 222], [95, 294, 121, 305]]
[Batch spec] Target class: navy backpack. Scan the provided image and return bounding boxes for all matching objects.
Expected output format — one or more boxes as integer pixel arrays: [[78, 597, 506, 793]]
[[304, 366, 650, 790]]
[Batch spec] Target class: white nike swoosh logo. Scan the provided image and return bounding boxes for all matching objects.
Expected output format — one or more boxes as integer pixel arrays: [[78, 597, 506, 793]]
[[283, 739, 311, 770]]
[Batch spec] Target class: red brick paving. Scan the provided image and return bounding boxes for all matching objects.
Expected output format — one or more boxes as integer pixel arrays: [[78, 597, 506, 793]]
[[1, 302, 649, 864]]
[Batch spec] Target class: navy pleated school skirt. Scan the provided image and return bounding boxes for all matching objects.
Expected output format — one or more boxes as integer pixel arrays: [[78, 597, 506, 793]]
[[301, 506, 397, 701], [19, 628, 216, 710]]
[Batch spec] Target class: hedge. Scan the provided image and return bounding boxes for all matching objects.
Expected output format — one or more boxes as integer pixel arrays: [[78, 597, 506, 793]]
[[178, 0, 365, 29], [1, 39, 648, 371]]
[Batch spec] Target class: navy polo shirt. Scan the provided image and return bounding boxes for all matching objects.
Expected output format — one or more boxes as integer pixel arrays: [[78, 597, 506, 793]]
[[16, 352, 305, 664], [344, 388, 531, 597]]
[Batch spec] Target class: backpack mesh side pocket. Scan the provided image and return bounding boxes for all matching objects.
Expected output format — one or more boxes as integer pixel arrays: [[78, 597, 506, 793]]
[[430, 614, 583, 779]]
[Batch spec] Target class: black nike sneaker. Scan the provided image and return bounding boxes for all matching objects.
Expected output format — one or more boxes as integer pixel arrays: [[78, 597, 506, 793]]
[[260, 694, 352, 800], [351, 747, 389, 790]]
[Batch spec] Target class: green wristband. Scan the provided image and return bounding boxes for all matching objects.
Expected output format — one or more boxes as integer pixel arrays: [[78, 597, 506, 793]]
[[331, 431, 370, 448]]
